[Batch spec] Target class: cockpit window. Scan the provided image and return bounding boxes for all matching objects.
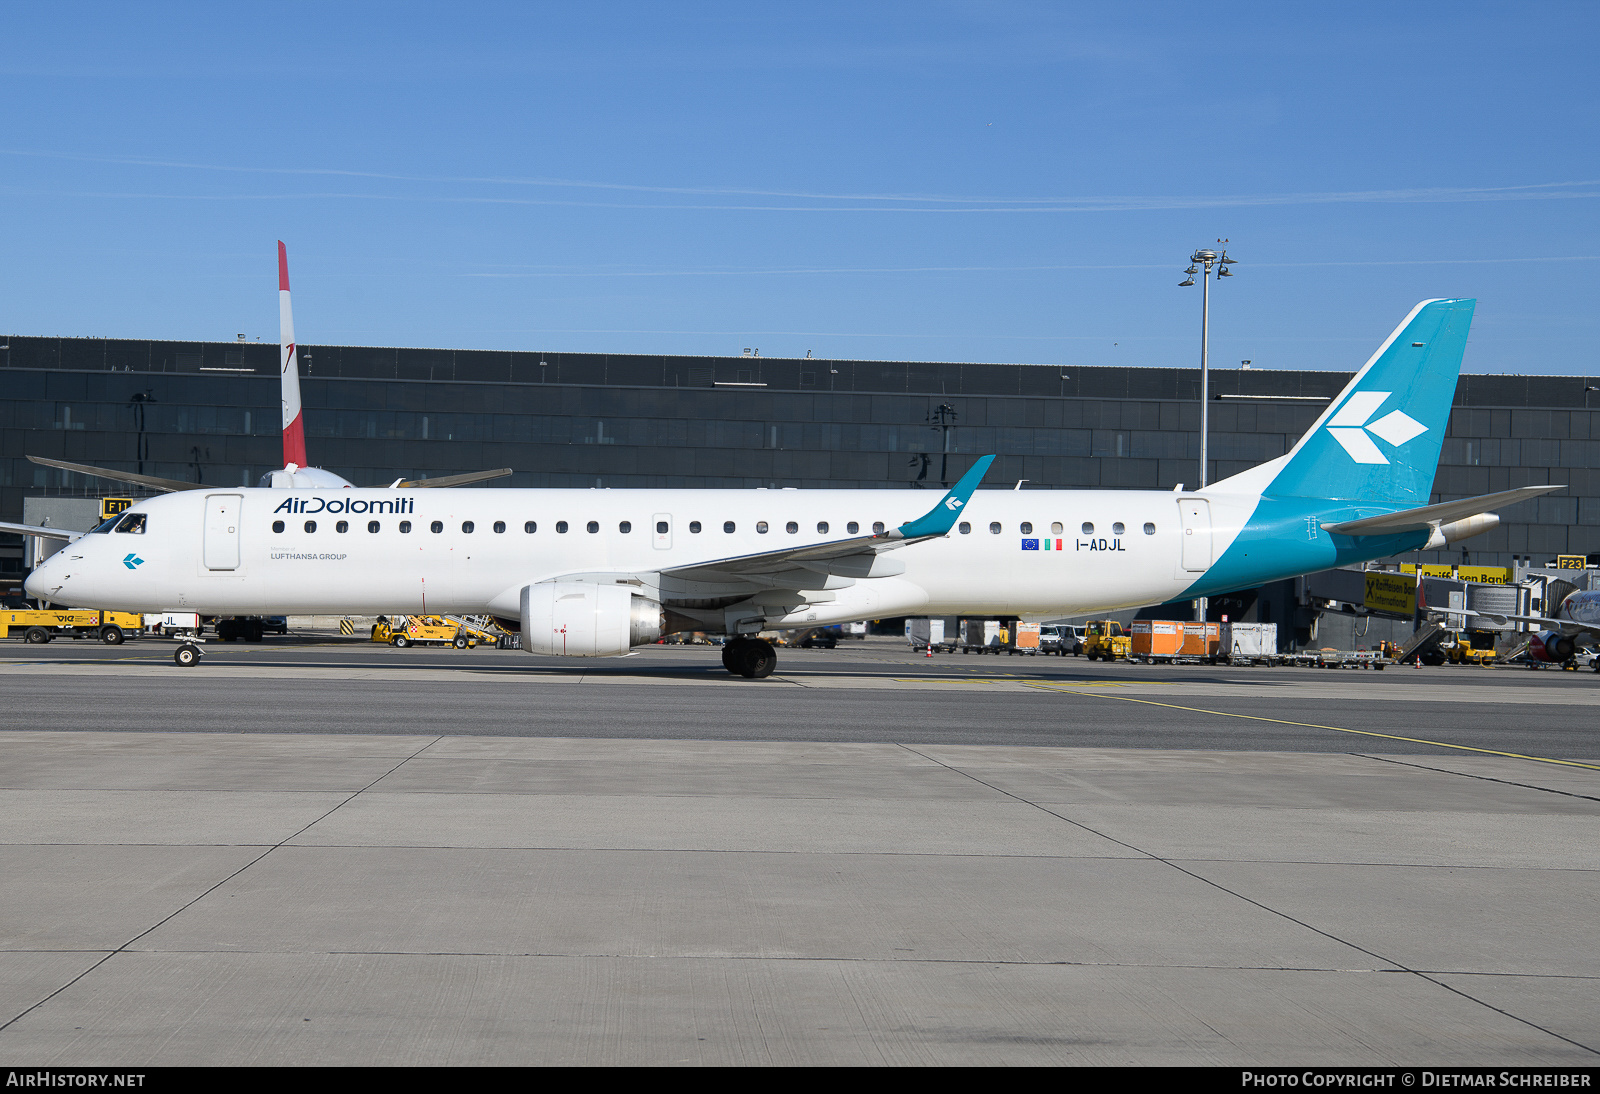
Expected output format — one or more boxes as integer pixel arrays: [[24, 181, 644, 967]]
[[89, 515, 121, 534], [114, 513, 146, 534]]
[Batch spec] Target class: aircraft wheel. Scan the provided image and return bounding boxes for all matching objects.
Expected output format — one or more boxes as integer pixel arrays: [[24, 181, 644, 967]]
[[100, 625, 125, 645], [174, 643, 202, 667], [738, 639, 777, 679], [24, 627, 51, 644], [721, 640, 741, 673]]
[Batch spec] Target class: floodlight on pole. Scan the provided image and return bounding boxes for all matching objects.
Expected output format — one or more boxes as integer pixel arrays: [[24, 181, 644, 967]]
[[1178, 240, 1238, 623]]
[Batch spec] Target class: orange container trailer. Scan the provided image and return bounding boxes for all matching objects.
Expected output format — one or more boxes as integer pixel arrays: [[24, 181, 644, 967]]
[[1130, 621, 1183, 658], [1180, 622, 1220, 658]]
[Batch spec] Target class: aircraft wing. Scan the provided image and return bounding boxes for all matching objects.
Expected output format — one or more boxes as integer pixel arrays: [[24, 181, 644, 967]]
[[27, 455, 203, 493], [394, 468, 514, 489], [0, 520, 82, 543], [1321, 485, 1562, 535], [1435, 606, 1592, 636], [662, 455, 995, 584]]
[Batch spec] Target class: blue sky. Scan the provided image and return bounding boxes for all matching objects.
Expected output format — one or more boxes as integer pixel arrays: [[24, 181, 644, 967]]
[[2, 2, 1597, 373]]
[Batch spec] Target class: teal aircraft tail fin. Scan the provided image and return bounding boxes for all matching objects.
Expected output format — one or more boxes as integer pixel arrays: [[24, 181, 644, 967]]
[[1220, 298, 1474, 506]]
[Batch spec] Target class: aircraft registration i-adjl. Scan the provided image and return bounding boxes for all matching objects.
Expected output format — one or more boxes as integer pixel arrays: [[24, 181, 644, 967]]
[[18, 297, 1562, 677]]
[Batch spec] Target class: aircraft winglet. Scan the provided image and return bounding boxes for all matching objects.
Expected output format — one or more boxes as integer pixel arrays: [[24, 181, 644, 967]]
[[894, 454, 996, 540]]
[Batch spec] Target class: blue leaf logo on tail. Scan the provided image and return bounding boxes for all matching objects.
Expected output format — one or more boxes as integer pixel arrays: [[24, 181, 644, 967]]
[[1325, 391, 1428, 465]]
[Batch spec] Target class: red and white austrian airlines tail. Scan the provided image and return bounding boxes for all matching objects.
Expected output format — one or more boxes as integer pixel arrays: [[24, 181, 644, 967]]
[[278, 240, 309, 469]]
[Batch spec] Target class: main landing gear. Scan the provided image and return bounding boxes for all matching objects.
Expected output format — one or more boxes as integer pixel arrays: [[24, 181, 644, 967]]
[[722, 636, 777, 679]]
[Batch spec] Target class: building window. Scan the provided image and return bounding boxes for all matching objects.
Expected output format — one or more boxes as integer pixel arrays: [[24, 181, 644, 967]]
[[304, 521, 317, 533], [368, 521, 380, 533], [620, 521, 632, 533], [587, 521, 599, 533], [462, 521, 475, 533], [399, 521, 411, 533], [525, 521, 537, 533], [432, 521, 444, 533], [272, 521, 284, 533], [493, 521, 506, 533], [335, 521, 348, 533]]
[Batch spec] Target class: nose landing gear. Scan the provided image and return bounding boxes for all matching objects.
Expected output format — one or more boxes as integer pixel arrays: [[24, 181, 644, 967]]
[[721, 637, 777, 679], [174, 643, 203, 667]]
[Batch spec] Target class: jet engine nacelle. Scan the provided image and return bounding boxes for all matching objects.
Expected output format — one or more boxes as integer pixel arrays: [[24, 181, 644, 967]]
[[519, 582, 663, 657], [1530, 631, 1576, 663]]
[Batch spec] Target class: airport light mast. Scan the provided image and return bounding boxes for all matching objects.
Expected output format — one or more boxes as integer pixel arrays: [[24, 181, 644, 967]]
[[1180, 241, 1236, 624], [1179, 241, 1236, 489]]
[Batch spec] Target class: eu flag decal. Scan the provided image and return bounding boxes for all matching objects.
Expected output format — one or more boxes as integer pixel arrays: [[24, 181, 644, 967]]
[[1021, 539, 1039, 551]]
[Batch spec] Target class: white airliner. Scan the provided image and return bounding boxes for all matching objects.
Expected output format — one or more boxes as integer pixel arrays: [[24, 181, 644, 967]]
[[18, 297, 1562, 676]]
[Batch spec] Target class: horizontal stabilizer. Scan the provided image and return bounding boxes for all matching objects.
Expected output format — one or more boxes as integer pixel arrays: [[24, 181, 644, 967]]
[[395, 469, 514, 489], [0, 520, 80, 543], [27, 456, 203, 493], [1321, 485, 1562, 535]]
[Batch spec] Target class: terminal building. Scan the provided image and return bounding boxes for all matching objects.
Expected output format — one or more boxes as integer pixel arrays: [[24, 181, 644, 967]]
[[4, 333, 1595, 634]]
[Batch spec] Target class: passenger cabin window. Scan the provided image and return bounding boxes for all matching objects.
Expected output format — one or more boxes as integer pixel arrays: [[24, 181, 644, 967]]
[[462, 521, 475, 533], [1051, 522, 1063, 535], [368, 521, 380, 533], [959, 522, 971, 534], [656, 521, 668, 534], [872, 522, 885, 534], [494, 521, 506, 533], [557, 521, 569, 533], [1144, 522, 1156, 535], [1082, 522, 1094, 535], [272, 521, 285, 533], [817, 522, 829, 534], [525, 521, 537, 533], [724, 521, 735, 533], [689, 521, 702, 533], [1020, 522, 1033, 534], [989, 522, 1001, 534], [336, 521, 349, 533], [757, 521, 769, 534], [587, 521, 599, 533], [847, 522, 859, 534], [1112, 522, 1125, 535], [620, 521, 632, 533], [786, 522, 798, 534], [399, 521, 411, 533], [115, 513, 146, 534], [432, 521, 444, 533], [304, 520, 317, 533]]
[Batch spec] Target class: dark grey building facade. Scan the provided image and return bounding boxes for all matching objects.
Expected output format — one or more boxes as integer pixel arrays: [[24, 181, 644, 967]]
[[3, 334, 1594, 587]]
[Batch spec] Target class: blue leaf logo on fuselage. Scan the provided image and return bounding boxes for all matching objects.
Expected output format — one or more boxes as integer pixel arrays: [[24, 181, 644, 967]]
[[123, 553, 144, 569]]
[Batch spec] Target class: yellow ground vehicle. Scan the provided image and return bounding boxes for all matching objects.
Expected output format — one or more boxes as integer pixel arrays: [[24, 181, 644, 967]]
[[1, 609, 143, 645], [1444, 631, 1499, 666], [1082, 620, 1131, 661], [371, 614, 495, 649]]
